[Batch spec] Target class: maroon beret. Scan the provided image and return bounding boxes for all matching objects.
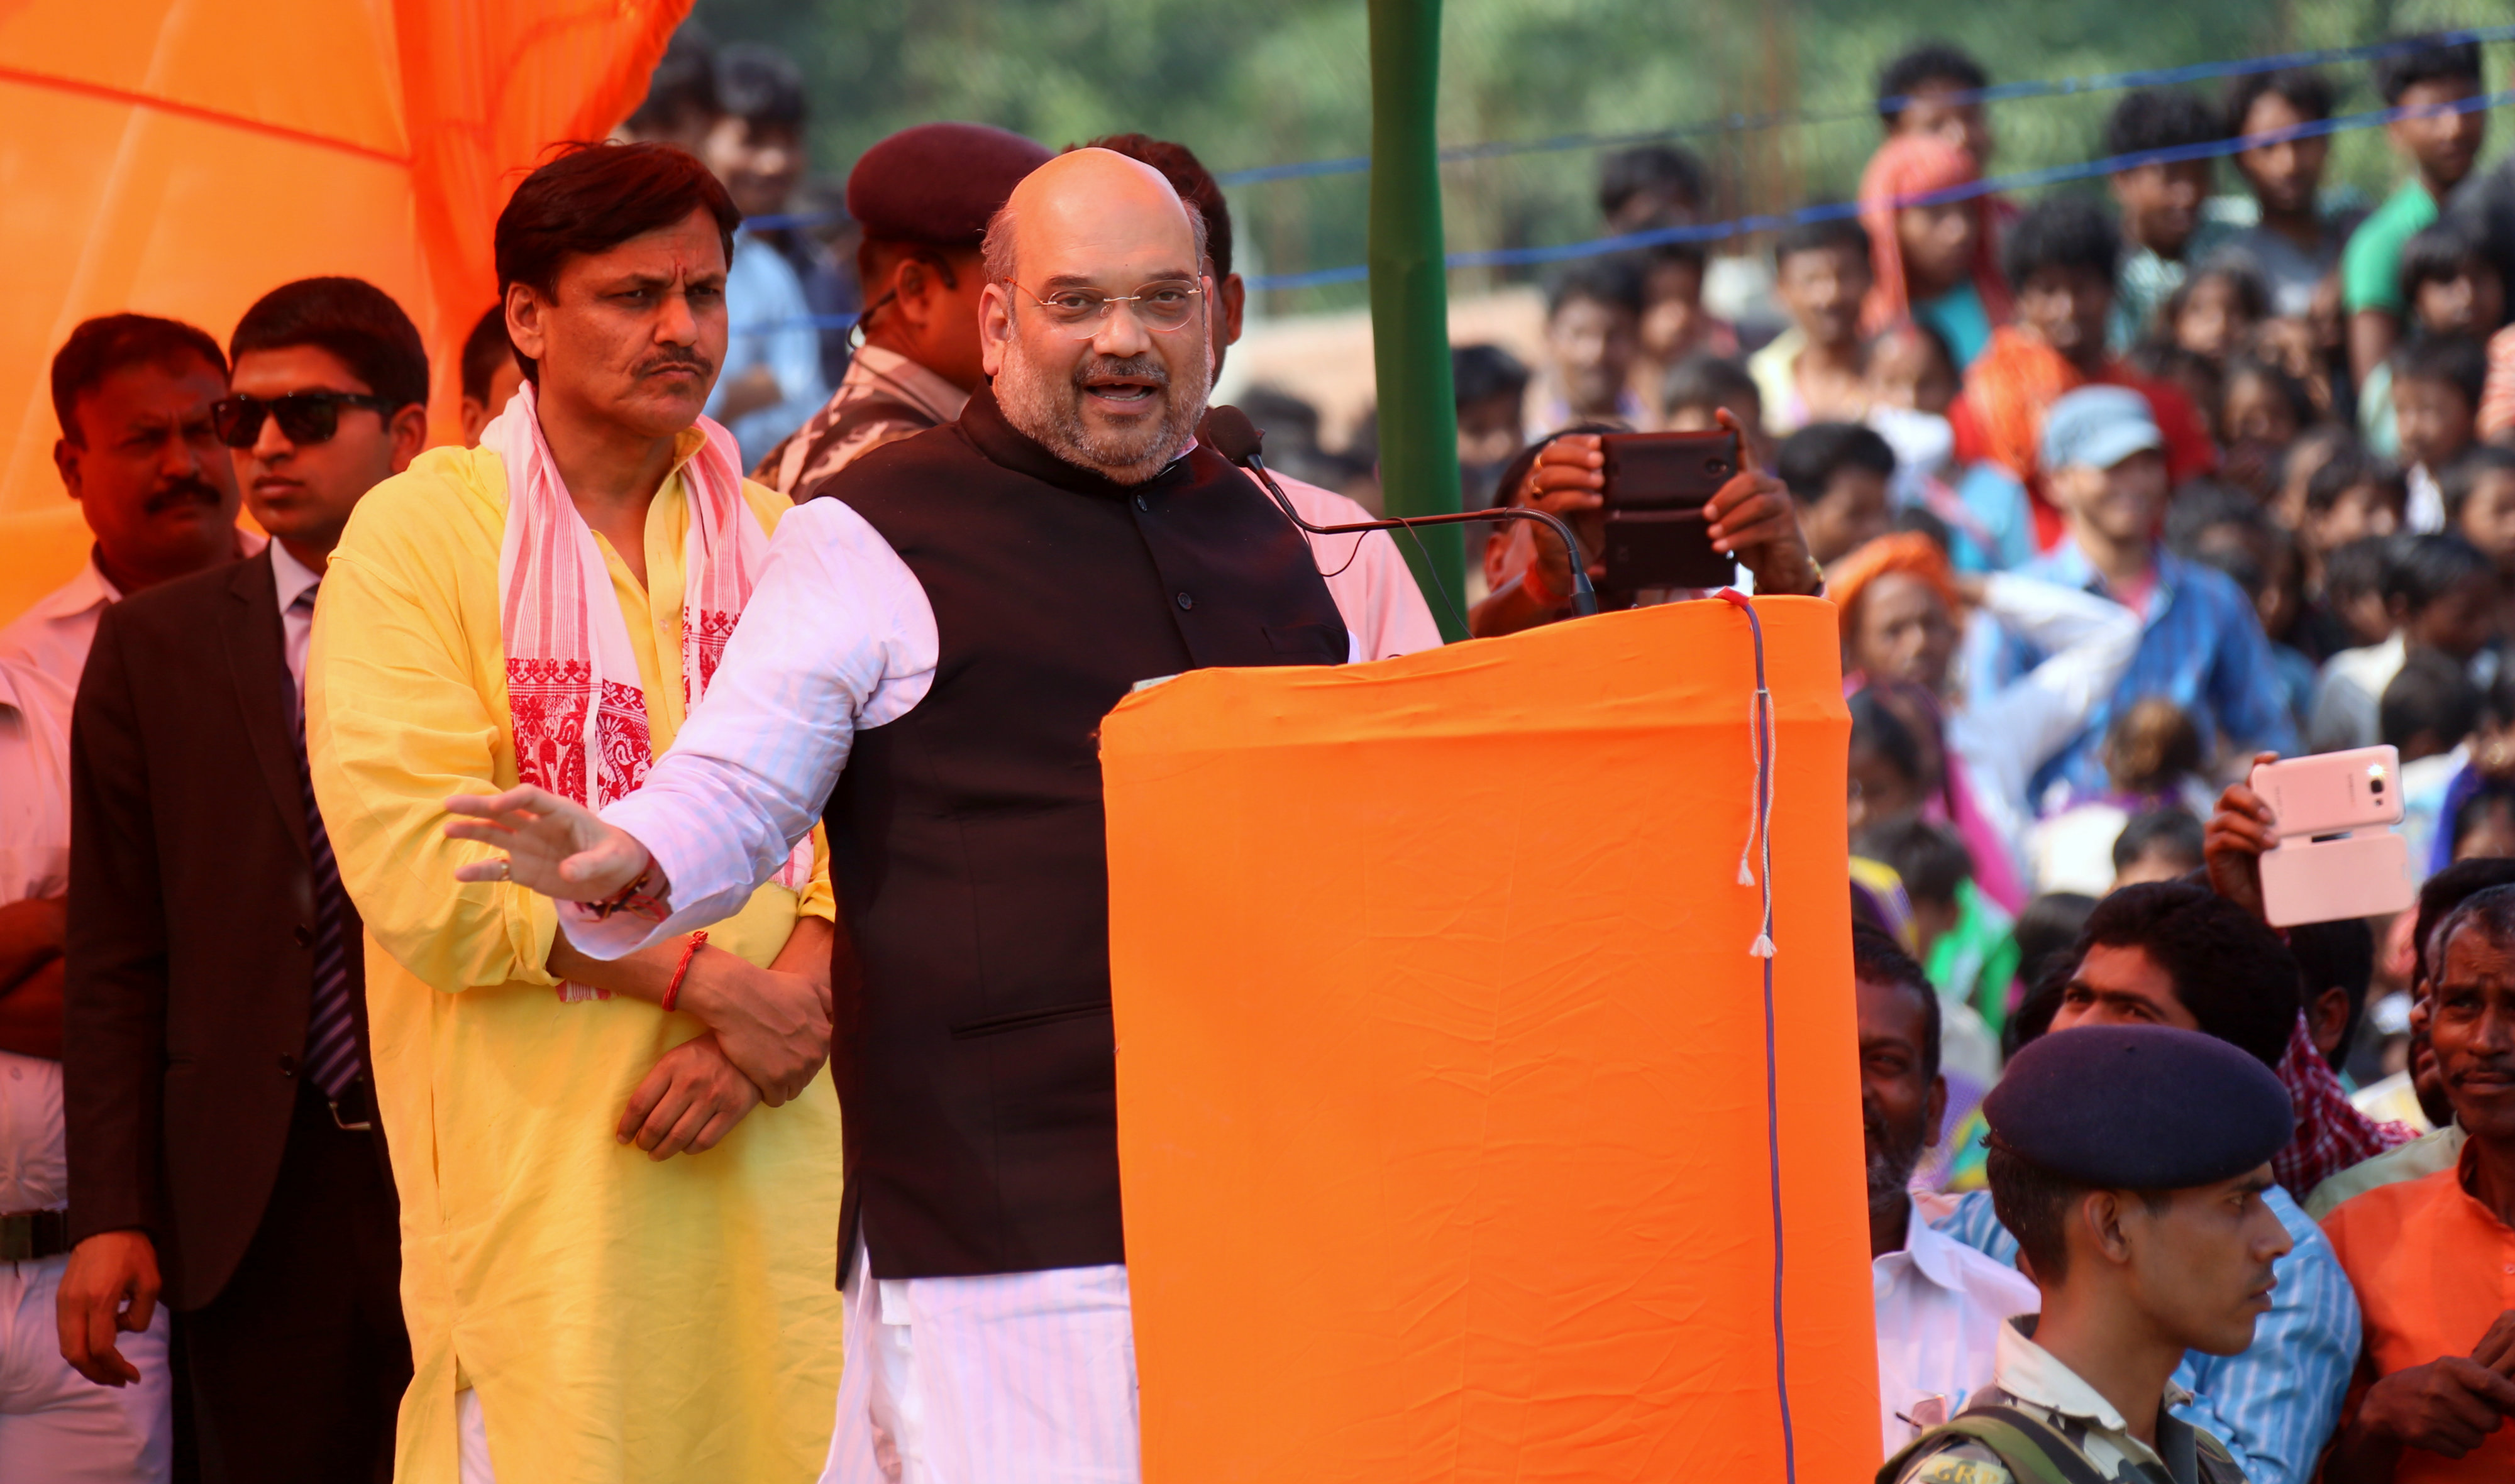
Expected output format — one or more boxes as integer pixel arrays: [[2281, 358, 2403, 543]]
[[846, 122, 1053, 248]]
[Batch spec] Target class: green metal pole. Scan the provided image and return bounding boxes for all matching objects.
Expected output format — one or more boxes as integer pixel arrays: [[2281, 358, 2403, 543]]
[[1366, 0, 1466, 641]]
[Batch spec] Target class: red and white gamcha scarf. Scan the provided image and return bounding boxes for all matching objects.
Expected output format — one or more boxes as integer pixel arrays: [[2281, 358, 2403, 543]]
[[487, 382, 810, 1000]]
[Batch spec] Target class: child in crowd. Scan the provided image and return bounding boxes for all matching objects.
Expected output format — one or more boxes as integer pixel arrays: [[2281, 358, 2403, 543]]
[[1860, 818, 2011, 1007], [2360, 221, 2503, 456], [2309, 531, 2497, 752], [2271, 422, 2357, 532], [2165, 263, 2267, 367], [2425, 669, 2515, 874], [2321, 534, 2406, 654], [2297, 450, 2407, 607], [2218, 356, 2316, 500], [1661, 353, 1771, 469], [2109, 806, 2206, 890], [2443, 444, 2515, 585], [1527, 259, 1645, 436], [1630, 243, 1737, 424], [1777, 421, 1897, 565], [2103, 87, 2231, 351], [1453, 343, 1531, 512], [1596, 142, 1706, 234], [2028, 698, 2211, 896], [2342, 35, 2488, 387], [1752, 219, 1874, 435], [2382, 647, 2484, 872], [2389, 333, 2487, 530], [1864, 321, 2034, 571]]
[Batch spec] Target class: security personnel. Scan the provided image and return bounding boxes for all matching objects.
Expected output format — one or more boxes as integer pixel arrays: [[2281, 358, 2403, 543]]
[[1882, 1025, 2296, 1484], [754, 121, 1051, 492]]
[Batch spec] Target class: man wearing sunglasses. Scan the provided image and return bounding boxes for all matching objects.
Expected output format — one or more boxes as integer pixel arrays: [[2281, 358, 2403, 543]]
[[448, 145, 1354, 1483], [0, 312, 250, 1483], [59, 276, 426, 1483]]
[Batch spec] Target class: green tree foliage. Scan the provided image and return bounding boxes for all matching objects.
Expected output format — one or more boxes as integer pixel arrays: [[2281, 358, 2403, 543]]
[[694, 0, 2501, 312]]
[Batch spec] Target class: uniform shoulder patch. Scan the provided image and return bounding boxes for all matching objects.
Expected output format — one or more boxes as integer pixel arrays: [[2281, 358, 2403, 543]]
[[1899, 1442, 2015, 1484]]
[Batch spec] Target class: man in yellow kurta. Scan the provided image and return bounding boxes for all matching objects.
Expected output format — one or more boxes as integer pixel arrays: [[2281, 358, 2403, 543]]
[[306, 143, 843, 1483]]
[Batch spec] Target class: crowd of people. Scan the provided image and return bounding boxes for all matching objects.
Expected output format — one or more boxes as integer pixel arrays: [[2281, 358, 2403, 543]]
[[0, 19, 2512, 1484]]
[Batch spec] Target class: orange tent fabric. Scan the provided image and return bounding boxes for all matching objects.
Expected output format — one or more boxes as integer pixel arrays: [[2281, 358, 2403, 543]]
[[0, 0, 687, 621], [1102, 597, 1876, 1482]]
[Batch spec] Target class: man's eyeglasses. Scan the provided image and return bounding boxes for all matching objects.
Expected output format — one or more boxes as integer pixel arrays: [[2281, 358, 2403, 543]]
[[211, 391, 398, 449], [1014, 280, 1203, 339]]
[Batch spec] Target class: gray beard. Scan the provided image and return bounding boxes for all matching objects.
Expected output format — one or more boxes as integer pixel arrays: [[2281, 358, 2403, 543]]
[[1866, 1124, 1925, 1209], [994, 344, 1210, 485]]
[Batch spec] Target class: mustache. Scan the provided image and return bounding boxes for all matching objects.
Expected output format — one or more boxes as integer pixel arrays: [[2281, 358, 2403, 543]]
[[145, 476, 226, 515], [636, 349, 714, 378], [1071, 354, 1168, 389]]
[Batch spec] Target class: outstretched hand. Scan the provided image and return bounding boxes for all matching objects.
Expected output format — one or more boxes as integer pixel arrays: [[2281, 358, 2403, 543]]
[[445, 785, 655, 903]]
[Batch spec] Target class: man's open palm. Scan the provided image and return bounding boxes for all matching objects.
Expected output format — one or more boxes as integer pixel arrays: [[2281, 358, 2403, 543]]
[[445, 785, 653, 902]]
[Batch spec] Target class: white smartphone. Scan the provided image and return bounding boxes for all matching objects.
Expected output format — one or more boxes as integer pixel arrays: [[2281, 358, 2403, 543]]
[[2259, 830, 2418, 927], [2250, 746, 2405, 840]]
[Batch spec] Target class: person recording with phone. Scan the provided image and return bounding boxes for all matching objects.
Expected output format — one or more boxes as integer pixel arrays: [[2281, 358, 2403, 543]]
[[1467, 409, 1823, 638]]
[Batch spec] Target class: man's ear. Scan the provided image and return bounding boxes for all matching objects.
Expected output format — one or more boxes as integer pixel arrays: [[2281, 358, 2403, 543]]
[[52, 437, 84, 500], [893, 257, 932, 329], [1924, 1072, 1948, 1150], [2307, 984, 2353, 1059], [387, 402, 429, 473], [2082, 1189, 2134, 1266], [506, 283, 548, 370], [978, 283, 1014, 379], [1219, 272, 1247, 347]]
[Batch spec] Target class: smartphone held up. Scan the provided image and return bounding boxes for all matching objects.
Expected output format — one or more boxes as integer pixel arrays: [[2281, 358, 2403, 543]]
[[2250, 745, 2419, 927]]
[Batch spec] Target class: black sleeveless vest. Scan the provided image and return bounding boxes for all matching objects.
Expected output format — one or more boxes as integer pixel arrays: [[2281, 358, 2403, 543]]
[[818, 387, 1348, 1280]]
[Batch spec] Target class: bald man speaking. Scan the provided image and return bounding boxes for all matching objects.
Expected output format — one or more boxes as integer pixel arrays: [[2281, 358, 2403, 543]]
[[443, 148, 1347, 1478]]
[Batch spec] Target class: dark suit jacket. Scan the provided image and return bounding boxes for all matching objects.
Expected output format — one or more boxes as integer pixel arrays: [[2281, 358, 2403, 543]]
[[64, 549, 382, 1311]]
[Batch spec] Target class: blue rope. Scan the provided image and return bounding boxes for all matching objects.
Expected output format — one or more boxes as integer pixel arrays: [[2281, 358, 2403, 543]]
[[1241, 87, 2512, 292], [1715, 589, 1796, 1484], [1214, 26, 2515, 186]]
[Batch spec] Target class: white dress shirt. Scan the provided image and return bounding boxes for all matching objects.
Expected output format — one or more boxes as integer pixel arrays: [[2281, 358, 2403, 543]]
[[0, 558, 121, 691], [0, 658, 75, 1216], [270, 539, 322, 691], [1872, 1201, 2040, 1459]]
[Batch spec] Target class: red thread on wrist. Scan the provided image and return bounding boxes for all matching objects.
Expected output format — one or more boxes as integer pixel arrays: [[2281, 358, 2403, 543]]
[[662, 930, 707, 1014]]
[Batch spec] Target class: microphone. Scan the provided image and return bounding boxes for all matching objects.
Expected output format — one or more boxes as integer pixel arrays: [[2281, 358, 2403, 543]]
[[1201, 406, 1600, 618]]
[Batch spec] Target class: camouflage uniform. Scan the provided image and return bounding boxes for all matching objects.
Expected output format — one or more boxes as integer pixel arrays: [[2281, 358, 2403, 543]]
[[753, 343, 969, 496], [1888, 1318, 2247, 1484]]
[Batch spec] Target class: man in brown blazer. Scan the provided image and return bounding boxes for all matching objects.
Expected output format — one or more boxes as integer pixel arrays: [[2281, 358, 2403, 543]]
[[60, 278, 428, 1483]]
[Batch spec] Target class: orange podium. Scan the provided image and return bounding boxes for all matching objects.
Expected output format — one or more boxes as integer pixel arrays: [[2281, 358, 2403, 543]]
[[1102, 596, 1874, 1482]]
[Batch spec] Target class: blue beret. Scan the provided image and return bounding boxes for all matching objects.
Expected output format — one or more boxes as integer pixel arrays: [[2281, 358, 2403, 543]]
[[1984, 1026, 2294, 1189], [847, 122, 1053, 248]]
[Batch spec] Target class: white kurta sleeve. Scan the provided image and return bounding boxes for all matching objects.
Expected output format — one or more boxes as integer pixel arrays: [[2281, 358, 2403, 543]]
[[564, 498, 937, 957]]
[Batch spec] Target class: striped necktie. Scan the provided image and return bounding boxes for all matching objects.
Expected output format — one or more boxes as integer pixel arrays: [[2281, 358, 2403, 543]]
[[289, 585, 363, 1100]]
